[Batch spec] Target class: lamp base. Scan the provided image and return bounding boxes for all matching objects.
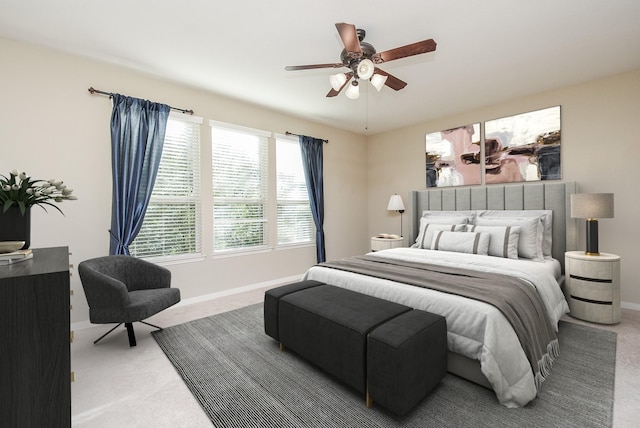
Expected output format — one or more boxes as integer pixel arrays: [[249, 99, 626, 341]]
[[585, 219, 599, 256]]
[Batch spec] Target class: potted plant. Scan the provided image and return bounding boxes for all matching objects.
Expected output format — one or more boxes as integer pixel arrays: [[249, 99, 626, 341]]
[[0, 169, 77, 249]]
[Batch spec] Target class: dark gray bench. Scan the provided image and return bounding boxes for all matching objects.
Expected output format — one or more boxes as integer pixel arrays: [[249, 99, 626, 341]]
[[264, 280, 447, 415]]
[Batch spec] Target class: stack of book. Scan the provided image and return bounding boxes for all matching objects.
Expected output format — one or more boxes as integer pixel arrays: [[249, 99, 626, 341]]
[[0, 249, 33, 265]]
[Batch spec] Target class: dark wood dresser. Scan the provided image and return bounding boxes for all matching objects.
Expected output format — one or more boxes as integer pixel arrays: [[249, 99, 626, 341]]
[[0, 247, 71, 427]]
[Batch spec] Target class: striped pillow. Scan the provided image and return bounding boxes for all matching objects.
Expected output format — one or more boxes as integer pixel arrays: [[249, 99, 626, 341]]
[[468, 225, 520, 259], [431, 231, 490, 255], [414, 217, 467, 249]]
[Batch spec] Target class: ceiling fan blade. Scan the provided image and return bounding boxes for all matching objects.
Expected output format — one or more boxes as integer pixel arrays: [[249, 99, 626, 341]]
[[335, 22, 361, 54], [326, 73, 353, 97], [285, 63, 345, 71], [375, 39, 437, 63], [373, 68, 407, 91]]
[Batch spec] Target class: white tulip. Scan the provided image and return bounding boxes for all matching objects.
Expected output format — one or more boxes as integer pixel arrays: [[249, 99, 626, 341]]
[[10, 169, 18, 176], [11, 184, 19, 190], [26, 188, 34, 195], [2, 185, 10, 191], [19, 172, 27, 180], [62, 188, 74, 195]]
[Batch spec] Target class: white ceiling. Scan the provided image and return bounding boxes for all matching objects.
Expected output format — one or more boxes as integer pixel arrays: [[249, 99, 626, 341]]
[[2, 1, 640, 135]]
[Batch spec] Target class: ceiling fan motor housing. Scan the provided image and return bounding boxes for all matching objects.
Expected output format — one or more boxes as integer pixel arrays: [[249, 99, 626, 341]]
[[341, 41, 377, 77]]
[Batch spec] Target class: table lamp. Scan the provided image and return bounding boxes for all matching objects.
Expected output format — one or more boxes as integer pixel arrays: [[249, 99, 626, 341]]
[[387, 194, 405, 237], [570, 193, 614, 256]]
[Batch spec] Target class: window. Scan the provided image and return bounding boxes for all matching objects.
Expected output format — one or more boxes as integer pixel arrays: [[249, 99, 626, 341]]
[[129, 112, 202, 259], [276, 136, 314, 246], [211, 121, 269, 253]]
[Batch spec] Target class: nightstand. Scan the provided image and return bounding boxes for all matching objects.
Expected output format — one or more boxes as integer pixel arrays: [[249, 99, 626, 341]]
[[564, 251, 620, 324], [371, 236, 403, 252]]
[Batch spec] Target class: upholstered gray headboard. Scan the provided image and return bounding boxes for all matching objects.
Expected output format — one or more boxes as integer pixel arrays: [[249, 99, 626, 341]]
[[409, 182, 577, 272]]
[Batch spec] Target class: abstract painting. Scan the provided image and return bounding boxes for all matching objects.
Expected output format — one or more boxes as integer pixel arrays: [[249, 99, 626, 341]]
[[484, 106, 561, 184], [425, 123, 481, 187]]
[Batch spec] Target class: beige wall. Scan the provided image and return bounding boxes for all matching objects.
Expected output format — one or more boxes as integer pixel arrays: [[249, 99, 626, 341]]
[[368, 69, 640, 306], [2, 37, 639, 323], [0, 38, 369, 324]]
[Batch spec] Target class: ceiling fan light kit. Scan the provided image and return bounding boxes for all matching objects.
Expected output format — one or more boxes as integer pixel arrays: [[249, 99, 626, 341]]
[[285, 22, 436, 99]]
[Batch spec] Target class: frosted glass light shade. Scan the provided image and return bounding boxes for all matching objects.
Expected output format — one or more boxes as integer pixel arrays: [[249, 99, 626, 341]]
[[345, 81, 360, 99], [370, 73, 388, 91], [387, 194, 405, 211], [357, 59, 374, 80], [329, 73, 347, 91], [571, 193, 614, 219]]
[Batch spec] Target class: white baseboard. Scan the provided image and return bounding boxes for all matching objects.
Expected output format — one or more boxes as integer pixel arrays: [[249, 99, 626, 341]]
[[71, 274, 305, 331], [175, 274, 304, 307], [621, 301, 640, 311]]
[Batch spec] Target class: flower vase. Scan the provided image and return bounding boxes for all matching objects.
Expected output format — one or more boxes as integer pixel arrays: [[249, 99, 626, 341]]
[[0, 206, 31, 249]]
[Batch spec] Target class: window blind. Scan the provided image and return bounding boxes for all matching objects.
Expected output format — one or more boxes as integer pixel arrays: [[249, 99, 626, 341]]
[[211, 121, 269, 252], [130, 113, 202, 258], [276, 137, 314, 245]]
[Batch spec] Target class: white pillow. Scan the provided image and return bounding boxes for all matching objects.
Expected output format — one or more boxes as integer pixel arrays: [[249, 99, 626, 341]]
[[477, 210, 552, 257], [468, 225, 520, 259], [414, 216, 468, 249], [422, 210, 476, 224], [431, 231, 490, 255], [476, 216, 543, 260]]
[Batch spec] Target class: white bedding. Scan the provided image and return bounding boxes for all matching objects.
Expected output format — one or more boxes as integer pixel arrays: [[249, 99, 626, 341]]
[[304, 247, 569, 408]]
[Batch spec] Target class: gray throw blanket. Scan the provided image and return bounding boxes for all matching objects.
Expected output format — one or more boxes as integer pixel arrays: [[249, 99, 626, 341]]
[[319, 254, 559, 391]]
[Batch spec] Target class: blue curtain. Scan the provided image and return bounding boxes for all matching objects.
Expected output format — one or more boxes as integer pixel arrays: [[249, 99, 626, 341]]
[[299, 136, 326, 263], [109, 94, 170, 255]]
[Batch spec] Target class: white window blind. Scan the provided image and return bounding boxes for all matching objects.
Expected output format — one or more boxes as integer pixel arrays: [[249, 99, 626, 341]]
[[211, 121, 269, 252], [130, 112, 202, 259], [276, 136, 314, 246]]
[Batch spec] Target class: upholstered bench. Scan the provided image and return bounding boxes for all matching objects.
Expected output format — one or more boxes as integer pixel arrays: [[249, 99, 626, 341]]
[[264, 281, 447, 415], [367, 309, 447, 415]]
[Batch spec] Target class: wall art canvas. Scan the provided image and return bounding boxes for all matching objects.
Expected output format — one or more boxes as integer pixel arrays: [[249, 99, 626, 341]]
[[425, 123, 481, 187], [484, 105, 561, 184]]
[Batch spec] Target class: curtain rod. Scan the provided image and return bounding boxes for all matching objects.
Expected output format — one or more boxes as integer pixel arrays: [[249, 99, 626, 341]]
[[88, 87, 194, 115], [285, 131, 328, 143]]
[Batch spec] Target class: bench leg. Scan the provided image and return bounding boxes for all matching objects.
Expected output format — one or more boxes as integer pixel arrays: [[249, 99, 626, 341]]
[[366, 386, 373, 408], [279, 343, 285, 351]]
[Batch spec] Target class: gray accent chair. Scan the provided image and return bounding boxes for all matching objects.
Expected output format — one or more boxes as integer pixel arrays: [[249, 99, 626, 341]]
[[78, 255, 181, 347]]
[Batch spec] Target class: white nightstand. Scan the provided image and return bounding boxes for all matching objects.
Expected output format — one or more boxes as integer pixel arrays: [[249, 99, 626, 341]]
[[564, 251, 621, 324], [371, 236, 404, 252]]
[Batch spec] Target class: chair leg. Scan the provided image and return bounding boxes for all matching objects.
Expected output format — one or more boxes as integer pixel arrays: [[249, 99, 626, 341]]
[[94, 321, 161, 347], [139, 320, 163, 330], [94, 323, 123, 345], [125, 322, 137, 347]]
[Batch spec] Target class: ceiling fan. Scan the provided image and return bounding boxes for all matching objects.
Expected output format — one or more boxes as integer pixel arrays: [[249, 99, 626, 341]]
[[285, 22, 437, 99]]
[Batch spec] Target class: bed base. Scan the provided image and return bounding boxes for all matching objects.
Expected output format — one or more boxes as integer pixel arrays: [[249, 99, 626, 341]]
[[448, 352, 492, 389]]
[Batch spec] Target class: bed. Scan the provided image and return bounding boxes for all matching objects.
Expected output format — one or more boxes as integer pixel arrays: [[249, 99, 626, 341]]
[[304, 182, 577, 408]]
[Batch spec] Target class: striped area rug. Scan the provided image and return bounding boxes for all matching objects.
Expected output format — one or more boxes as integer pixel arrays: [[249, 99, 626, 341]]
[[152, 303, 615, 428]]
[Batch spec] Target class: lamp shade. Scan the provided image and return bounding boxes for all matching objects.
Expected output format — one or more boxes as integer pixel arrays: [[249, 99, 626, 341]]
[[345, 80, 360, 99], [370, 73, 388, 91], [329, 73, 347, 91], [357, 59, 375, 80], [387, 194, 405, 211], [571, 193, 614, 219]]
